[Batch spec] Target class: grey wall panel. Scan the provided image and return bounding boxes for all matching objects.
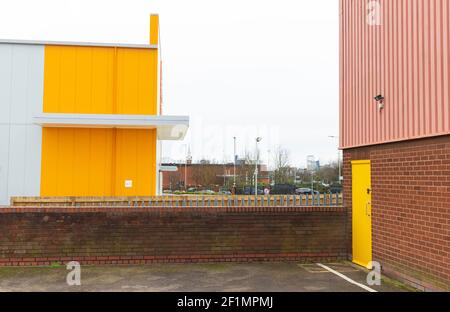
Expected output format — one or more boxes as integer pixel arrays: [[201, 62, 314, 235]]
[[0, 45, 13, 124], [9, 45, 44, 124], [7, 125, 27, 196], [0, 44, 44, 205], [23, 125, 42, 196], [0, 125, 10, 205]]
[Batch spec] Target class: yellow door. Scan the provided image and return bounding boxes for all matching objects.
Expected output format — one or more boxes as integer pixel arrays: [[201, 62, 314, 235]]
[[351, 160, 372, 269]]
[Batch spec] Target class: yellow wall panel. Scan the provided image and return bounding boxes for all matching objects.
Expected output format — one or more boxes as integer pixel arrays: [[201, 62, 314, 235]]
[[40, 128, 59, 195], [44, 46, 116, 114], [116, 49, 158, 115], [41, 128, 156, 197], [41, 128, 115, 197], [115, 129, 157, 196], [43, 45, 157, 115], [90, 129, 114, 195], [41, 44, 158, 197]]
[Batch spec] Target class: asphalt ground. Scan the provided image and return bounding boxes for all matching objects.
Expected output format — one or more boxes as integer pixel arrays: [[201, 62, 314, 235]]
[[0, 261, 413, 292]]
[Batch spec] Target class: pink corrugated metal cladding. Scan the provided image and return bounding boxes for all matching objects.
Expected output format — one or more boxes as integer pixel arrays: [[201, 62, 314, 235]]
[[340, 0, 450, 149]]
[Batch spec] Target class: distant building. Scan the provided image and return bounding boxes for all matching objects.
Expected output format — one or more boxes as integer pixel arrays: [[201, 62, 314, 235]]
[[161, 162, 270, 191], [306, 156, 320, 171]]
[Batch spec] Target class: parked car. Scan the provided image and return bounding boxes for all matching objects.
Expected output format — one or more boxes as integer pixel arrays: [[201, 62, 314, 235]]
[[329, 185, 343, 194], [295, 188, 319, 195], [271, 184, 296, 195], [242, 186, 264, 195]]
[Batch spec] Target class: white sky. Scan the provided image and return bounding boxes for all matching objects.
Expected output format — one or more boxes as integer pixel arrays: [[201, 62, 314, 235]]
[[0, 0, 339, 168]]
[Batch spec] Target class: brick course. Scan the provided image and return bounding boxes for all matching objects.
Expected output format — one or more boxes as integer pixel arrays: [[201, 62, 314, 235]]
[[0, 206, 347, 266], [343, 135, 450, 291]]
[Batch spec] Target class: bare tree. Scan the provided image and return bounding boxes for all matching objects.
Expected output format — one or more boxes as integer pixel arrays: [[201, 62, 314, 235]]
[[273, 147, 292, 184]]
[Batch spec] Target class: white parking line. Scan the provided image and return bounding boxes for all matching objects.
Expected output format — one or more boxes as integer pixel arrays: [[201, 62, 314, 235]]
[[316, 263, 377, 292]]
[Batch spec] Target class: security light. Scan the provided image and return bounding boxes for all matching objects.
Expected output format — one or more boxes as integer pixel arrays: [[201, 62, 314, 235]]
[[374, 94, 384, 102], [374, 94, 385, 111]]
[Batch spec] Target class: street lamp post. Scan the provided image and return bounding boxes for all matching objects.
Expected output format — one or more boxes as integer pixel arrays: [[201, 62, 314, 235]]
[[183, 144, 188, 191], [254, 137, 262, 196], [233, 137, 236, 188], [329, 136, 341, 184]]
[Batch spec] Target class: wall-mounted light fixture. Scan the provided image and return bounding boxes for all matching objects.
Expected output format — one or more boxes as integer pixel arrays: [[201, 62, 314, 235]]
[[374, 94, 385, 111]]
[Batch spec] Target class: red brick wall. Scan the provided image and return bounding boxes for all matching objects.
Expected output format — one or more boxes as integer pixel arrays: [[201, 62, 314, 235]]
[[343, 135, 450, 291], [0, 206, 347, 266]]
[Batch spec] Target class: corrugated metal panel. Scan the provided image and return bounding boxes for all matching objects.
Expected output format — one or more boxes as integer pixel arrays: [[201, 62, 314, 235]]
[[40, 128, 157, 197], [43, 45, 158, 115], [340, 0, 450, 149], [0, 44, 44, 205], [41, 45, 158, 197]]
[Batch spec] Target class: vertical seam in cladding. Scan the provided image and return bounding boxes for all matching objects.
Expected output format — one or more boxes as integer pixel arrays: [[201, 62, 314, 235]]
[[341, 0, 350, 146], [362, 1, 366, 146], [352, 0, 356, 146], [440, 0, 445, 132], [23, 49, 31, 193], [344, 0, 349, 147], [416, 0, 421, 138], [89, 48, 94, 114], [376, 1, 381, 144], [437, 0, 443, 133], [5, 46, 14, 201], [424, 0, 429, 136], [380, 1, 385, 142], [447, 0, 450, 130], [356, 0, 360, 146], [409, 0, 414, 138], [404, 0, 408, 139], [428, 0, 437, 132], [111, 48, 118, 196], [394, 0, 403, 137], [349, 0, 353, 148], [370, 2, 374, 144], [388, 0, 393, 141], [73, 47, 78, 114]]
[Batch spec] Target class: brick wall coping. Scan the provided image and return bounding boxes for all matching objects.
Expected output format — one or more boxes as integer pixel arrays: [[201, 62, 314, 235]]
[[0, 206, 346, 214]]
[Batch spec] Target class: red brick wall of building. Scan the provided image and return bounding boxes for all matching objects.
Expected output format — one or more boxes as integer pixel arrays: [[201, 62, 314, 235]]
[[0, 206, 347, 266], [343, 135, 450, 291]]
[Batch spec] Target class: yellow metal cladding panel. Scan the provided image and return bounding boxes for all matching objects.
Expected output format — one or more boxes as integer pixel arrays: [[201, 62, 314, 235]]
[[40, 128, 156, 197], [116, 48, 158, 115], [41, 43, 158, 197], [40, 128, 114, 196], [43, 45, 157, 115], [115, 129, 157, 196], [43, 46, 115, 114]]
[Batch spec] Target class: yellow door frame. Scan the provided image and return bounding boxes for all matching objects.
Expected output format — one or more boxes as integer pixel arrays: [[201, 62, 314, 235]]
[[351, 160, 373, 269]]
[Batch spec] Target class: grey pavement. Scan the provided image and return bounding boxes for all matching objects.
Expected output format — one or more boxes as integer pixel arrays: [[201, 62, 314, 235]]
[[0, 261, 414, 292]]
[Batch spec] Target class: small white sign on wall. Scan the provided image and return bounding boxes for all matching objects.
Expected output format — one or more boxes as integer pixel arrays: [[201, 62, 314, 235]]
[[125, 180, 133, 188]]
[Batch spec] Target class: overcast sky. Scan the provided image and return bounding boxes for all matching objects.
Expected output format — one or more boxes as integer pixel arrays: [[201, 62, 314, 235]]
[[0, 0, 339, 168]]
